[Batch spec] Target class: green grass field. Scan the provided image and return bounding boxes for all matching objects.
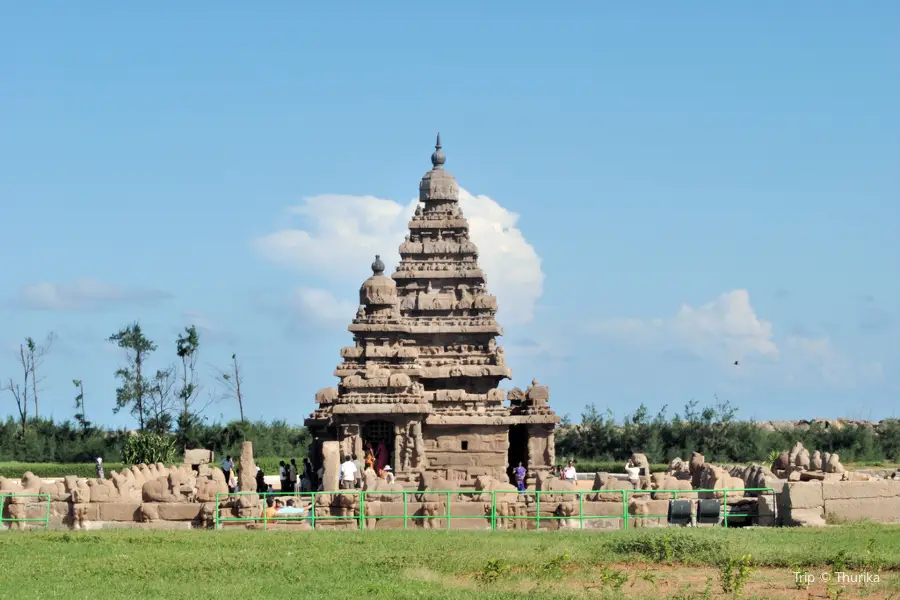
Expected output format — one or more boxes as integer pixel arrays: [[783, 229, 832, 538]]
[[1, 524, 899, 600]]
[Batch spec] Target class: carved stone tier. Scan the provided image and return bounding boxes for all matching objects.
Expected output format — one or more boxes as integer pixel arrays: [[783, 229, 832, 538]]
[[399, 239, 479, 255], [428, 389, 505, 403], [332, 404, 432, 415], [408, 218, 470, 231], [393, 269, 486, 280], [424, 415, 560, 425]]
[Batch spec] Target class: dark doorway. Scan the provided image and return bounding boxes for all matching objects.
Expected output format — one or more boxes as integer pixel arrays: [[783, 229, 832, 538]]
[[507, 425, 529, 485], [362, 420, 395, 470]]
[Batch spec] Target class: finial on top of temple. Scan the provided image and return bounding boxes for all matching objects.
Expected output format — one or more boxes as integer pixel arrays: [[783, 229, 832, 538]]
[[431, 133, 445, 170], [371, 254, 385, 276]]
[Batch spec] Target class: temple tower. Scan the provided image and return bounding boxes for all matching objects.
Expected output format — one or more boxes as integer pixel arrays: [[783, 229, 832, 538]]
[[306, 136, 558, 488]]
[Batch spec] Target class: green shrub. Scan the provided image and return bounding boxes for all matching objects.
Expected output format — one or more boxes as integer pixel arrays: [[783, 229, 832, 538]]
[[121, 433, 177, 466], [610, 531, 728, 565], [0, 462, 125, 479]]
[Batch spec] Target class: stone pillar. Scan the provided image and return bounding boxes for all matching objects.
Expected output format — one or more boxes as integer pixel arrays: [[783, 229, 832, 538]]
[[393, 423, 402, 471], [238, 441, 256, 493], [322, 441, 341, 492]]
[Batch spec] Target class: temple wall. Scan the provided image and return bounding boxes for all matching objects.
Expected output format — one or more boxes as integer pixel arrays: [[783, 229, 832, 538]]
[[422, 424, 508, 485]]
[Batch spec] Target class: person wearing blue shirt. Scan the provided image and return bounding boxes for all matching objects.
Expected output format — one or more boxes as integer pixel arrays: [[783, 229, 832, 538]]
[[220, 456, 235, 492], [514, 462, 527, 492]]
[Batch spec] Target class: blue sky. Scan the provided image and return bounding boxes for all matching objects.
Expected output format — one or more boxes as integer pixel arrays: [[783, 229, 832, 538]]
[[1, 3, 897, 428]]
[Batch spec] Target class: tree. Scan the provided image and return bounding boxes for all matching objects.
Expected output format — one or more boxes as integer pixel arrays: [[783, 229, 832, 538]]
[[145, 367, 177, 434], [108, 322, 157, 431], [215, 353, 245, 422], [73, 379, 90, 431], [4, 343, 33, 437], [175, 326, 212, 422], [26, 332, 54, 419]]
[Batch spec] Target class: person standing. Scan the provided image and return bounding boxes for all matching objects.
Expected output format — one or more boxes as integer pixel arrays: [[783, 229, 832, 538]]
[[302, 457, 315, 491], [563, 461, 577, 483], [278, 460, 288, 494], [221, 455, 235, 493], [352, 454, 365, 488], [514, 461, 527, 492], [289, 458, 299, 492], [95, 457, 104, 479], [339, 456, 358, 490], [624, 459, 641, 488]]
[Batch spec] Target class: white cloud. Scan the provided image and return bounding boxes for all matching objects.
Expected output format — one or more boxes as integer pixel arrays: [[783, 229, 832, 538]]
[[592, 290, 779, 363], [253, 188, 544, 325], [289, 287, 357, 327], [14, 278, 171, 311], [591, 289, 884, 389], [785, 335, 883, 388]]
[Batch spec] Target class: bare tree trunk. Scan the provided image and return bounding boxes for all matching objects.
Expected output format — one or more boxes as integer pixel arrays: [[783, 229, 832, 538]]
[[136, 352, 144, 431], [26, 333, 53, 421], [19, 345, 30, 434], [233, 353, 245, 422]]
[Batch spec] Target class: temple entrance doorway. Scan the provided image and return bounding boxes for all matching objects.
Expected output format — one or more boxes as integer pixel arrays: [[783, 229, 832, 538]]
[[362, 420, 395, 471], [507, 425, 529, 485]]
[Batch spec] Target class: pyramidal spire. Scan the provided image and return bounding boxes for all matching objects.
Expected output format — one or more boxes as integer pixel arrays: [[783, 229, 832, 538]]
[[431, 132, 445, 169]]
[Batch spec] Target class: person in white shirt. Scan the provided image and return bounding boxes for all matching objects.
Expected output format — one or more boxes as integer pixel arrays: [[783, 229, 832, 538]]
[[624, 459, 641, 488], [278, 461, 288, 492], [340, 456, 358, 490], [382, 465, 395, 484], [563, 461, 577, 482]]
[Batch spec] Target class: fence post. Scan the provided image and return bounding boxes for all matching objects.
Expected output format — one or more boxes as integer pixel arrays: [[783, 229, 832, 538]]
[[43, 494, 50, 530], [403, 491, 408, 529], [536, 490, 541, 531], [446, 491, 451, 530], [214, 493, 220, 530], [622, 489, 629, 530], [490, 491, 496, 531], [723, 490, 729, 528], [0, 493, 5, 528], [579, 491, 584, 530], [359, 490, 365, 531], [311, 491, 316, 530]]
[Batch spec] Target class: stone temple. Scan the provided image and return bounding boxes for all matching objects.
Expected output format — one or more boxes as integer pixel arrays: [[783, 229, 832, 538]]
[[306, 135, 559, 489]]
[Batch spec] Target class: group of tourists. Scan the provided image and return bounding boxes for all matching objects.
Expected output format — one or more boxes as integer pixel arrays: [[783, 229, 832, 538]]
[[337, 440, 393, 489], [509, 460, 578, 491], [277, 458, 318, 493], [220, 447, 585, 498], [219, 455, 321, 496]]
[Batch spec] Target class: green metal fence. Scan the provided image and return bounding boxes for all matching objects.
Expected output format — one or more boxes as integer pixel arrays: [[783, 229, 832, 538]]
[[214, 487, 776, 531], [0, 493, 52, 530]]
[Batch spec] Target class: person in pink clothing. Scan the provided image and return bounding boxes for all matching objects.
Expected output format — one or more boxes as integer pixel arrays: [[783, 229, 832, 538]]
[[374, 441, 389, 472]]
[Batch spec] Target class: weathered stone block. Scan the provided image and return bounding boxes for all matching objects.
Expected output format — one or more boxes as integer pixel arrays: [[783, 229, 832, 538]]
[[825, 496, 900, 523], [823, 480, 900, 501], [785, 482, 824, 509], [629, 499, 669, 517], [142, 502, 204, 521], [785, 507, 825, 527], [98, 502, 142, 522], [583, 501, 624, 517]]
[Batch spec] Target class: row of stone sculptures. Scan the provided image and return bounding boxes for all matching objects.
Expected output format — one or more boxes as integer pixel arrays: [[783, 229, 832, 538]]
[[772, 441, 846, 476], [0, 462, 227, 506]]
